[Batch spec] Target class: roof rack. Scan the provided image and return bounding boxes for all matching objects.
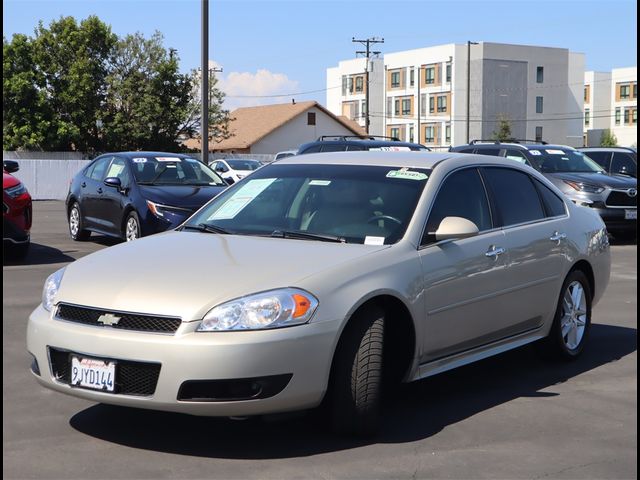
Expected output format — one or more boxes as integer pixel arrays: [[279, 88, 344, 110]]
[[470, 138, 548, 145], [316, 135, 401, 142]]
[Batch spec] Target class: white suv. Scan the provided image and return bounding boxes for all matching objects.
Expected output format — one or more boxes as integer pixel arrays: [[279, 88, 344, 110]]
[[210, 159, 261, 184]]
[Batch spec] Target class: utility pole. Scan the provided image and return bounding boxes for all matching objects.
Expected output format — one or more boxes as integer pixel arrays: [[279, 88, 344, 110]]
[[353, 36, 384, 135], [201, 0, 209, 162], [466, 41, 479, 143]]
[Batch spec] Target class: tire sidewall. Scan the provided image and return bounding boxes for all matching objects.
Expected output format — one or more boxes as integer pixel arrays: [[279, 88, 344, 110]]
[[551, 270, 592, 359], [124, 211, 141, 241], [69, 203, 84, 241]]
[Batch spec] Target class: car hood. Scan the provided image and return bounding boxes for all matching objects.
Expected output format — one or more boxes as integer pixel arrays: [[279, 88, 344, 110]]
[[138, 184, 226, 210], [545, 172, 637, 189], [3, 171, 20, 189], [56, 232, 388, 321]]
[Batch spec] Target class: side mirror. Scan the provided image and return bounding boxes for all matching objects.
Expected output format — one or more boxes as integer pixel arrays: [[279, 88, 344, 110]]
[[435, 216, 479, 241], [3, 160, 19, 173], [215, 166, 225, 173], [104, 177, 122, 189]]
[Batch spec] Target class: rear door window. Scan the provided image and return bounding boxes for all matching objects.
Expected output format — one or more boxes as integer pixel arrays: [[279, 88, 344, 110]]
[[481, 167, 545, 227], [475, 148, 501, 157], [505, 149, 531, 165], [301, 145, 322, 154], [583, 151, 611, 170], [320, 144, 347, 152]]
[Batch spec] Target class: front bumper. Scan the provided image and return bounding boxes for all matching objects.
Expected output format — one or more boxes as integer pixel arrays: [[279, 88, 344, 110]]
[[27, 304, 339, 416]]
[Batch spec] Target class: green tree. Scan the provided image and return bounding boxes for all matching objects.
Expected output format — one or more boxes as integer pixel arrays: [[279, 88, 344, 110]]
[[102, 32, 195, 151], [32, 16, 117, 151], [183, 68, 231, 146], [600, 129, 618, 147], [3, 34, 51, 150], [491, 114, 513, 141]]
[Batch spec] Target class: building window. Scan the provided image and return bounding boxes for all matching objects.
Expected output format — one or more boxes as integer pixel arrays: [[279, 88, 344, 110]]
[[615, 107, 621, 125], [425, 66, 435, 84], [437, 95, 447, 113], [445, 124, 451, 143], [307, 112, 316, 125], [355, 76, 364, 93], [410, 68, 415, 87], [536, 96, 543, 114], [394, 99, 400, 116], [402, 98, 411, 116], [342, 76, 347, 96], [387, 97, 392, 118], [536, 66, 544, 83], [429, 96, 435, 114], [361, 101, 366, 116], [633, 108, 638, 125], [535, 126, 543, 142], [425, 126, 435, 143], [633, 83, 637, 99], [584, 109, 590, 126], [391, 71, 400, 88], [390, 127, 400, 140], [409, 125, 414, 143], [584, 86, 589, 102], [624, 108, 631, 124], [446, 63, 452, 83], [620, 84, 630, 99], [348, 77, 354, 94]]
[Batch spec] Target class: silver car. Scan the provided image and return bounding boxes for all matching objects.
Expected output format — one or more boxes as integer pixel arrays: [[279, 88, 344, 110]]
[[27, 152, 611, 436]]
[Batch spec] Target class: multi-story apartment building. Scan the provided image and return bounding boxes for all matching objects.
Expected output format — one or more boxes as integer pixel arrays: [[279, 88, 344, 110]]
[[584, 67, 637, 147], [327, 42, 585, 148]]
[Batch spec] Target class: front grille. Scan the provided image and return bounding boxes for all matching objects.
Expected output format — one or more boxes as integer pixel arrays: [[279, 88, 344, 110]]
[[48, 347, 161, 396], [56, 303, 181, 334], [606, 190, 638, 208]]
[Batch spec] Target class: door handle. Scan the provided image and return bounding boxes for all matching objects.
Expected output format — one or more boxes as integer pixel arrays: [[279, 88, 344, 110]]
[[485, 245, 506, 259], [97, 187, 103, 194], [81, 182, 86, 188], [549, 232, 567, 243]]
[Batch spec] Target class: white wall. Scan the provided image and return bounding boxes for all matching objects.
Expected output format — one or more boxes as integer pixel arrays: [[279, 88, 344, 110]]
[[9, 159, 90, 200], [610, 66, 637, 146], [251, 107, 358, 154]]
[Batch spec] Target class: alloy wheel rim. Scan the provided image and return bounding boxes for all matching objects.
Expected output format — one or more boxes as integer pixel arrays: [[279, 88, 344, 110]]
[[560, 281, 587, 350], [70, 208, 79, 236], [126, 218, 139, 241]]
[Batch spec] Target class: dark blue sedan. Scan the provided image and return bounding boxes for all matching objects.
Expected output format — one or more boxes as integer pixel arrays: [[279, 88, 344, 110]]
[[66, 152, 227, 242]]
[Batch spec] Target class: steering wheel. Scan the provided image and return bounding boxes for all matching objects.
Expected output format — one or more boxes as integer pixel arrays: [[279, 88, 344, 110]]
[[367, 215, 402, 225]]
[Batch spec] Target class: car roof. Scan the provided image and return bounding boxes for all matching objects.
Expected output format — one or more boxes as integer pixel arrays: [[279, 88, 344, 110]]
[[276, 151, 460, 169], [102, 152, 196, 159], [578, 147, 636, 152], [299, 139, 426, 149], [455, 143, 575, 151]]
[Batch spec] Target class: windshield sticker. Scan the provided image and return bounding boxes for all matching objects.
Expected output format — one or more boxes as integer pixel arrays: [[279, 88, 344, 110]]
[[364, 236, 385, 246], [132, 157, 147, 163], [156, 156, 181, 162], [545, 149, 566, 155], [529, 150, 541, 156], [386, 168, 428, 181], [370, 146, 412, 152], [309, 180, 331, 186], [210, 178, 277, 220]]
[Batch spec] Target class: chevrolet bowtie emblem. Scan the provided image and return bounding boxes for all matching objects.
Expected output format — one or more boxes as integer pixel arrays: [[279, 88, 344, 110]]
[[96, 313, 121, 326]]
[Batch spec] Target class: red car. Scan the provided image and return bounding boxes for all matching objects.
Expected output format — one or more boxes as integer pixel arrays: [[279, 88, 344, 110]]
[[3, 160, 32, 257]]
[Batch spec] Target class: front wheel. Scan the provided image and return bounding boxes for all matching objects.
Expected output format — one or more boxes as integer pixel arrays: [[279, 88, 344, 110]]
[[538, 270, 592, 360], [124, 211, 141, 242], [329, 305, 384, 436], [68, 203, 90, 241]]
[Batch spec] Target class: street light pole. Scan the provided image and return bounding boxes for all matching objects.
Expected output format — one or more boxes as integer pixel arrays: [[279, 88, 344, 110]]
[[466, 41, 479, 144], [201, 0, 209, 163]]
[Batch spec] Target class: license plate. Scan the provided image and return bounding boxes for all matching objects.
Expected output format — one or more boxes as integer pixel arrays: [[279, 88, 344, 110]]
[[70, 356, 116, 392], [625, 209, 637, 220]]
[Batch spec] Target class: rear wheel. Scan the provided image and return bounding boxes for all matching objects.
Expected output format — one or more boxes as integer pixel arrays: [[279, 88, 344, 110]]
[[68, 202, 90, 241], [538, 270, 592, 360], [124, 211, 141, 242], [329, 305, 384, 436]]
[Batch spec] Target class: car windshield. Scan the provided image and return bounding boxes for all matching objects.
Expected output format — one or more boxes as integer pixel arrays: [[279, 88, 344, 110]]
[[227, 159, 261, 171], [185, 163, 431, 244], [530, 148, 606, 174], [132, 156, 226, 186]]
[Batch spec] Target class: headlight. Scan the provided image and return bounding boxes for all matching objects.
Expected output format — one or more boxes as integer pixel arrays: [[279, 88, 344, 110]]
[[4, 183, 27, 198], [197, 288, 319, 331], [42, 267, 66, 311], [563, 180, 604, 194], [146, 200, 190, 218]]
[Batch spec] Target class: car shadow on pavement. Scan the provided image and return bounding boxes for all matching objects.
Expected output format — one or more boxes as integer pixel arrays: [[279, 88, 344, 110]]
[[69, 323, 636, 459], [3, 242, 75, 266]]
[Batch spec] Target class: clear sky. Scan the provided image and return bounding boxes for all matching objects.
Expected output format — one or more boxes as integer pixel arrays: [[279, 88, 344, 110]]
[[4, 0, 637, 109]]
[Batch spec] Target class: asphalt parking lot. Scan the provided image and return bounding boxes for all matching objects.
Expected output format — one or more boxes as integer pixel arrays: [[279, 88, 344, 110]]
[[3, 201, 637, 479]]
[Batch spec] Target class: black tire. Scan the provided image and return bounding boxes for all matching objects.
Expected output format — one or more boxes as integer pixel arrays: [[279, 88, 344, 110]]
[[123, 211, 141, 241], [538, 270, 592, 360], [330, 305, 384, 437], [68, 202, 90, 241]]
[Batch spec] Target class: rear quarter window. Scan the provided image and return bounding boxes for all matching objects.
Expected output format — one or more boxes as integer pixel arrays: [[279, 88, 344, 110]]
[[533, 179, 567, 217]]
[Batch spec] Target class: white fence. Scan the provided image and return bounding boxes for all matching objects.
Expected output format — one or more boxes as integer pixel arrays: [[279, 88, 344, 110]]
[[4, 158, 91, 200]]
